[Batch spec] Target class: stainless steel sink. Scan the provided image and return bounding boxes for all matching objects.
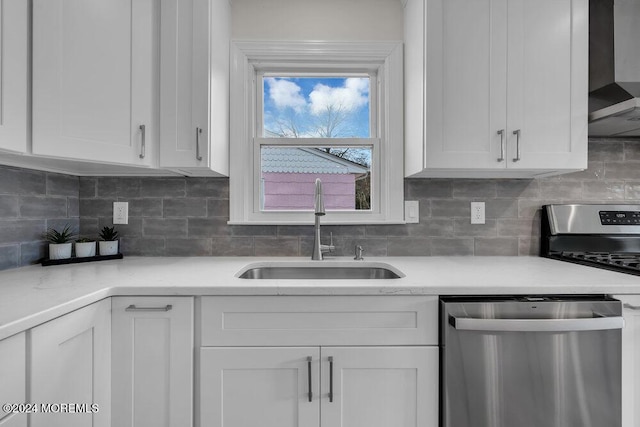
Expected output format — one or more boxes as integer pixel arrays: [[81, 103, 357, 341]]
[[236, 262, 404, 280]]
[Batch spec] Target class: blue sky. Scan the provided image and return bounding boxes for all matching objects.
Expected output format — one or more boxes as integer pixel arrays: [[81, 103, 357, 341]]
[[263, 77, 370, 138]]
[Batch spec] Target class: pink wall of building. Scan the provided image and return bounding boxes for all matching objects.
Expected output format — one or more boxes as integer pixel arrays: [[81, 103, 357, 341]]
[[262, 173, 356, 210]]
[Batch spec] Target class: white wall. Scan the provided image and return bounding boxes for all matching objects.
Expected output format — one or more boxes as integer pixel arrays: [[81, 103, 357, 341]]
[[232, 0, 404, 41]]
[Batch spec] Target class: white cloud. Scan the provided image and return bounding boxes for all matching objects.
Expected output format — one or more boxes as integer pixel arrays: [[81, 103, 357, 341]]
[[308, 78, 369, 115], [265, 78, 307, 112]]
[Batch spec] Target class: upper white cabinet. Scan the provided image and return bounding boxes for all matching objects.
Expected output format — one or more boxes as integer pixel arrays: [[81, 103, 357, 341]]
[[159, 0, 230, 176], [30, 299, 111, 427], [32, 0, 158, 168], [404, 0, 588, 178], [0, 0, 28, 154]]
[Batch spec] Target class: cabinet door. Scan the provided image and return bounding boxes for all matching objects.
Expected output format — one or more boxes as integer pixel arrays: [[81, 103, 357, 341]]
[[0, 0, 28, 153], [111, 297, 194, 427], [0, 333, 25, 424], [30, 299, 111, 427], [506, 0, 587, 170], [32, 0, 156, 166], [0, 414, 26, 427], [617, 295, 640, 427], [424, 0, 508, 170], [321, 346, 438, 427], [200, 347, 321, 427], [160, 0, 229, 176]]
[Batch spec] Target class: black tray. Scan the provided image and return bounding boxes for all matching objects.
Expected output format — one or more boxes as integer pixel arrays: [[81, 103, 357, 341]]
[[41, 253, 124, 267]]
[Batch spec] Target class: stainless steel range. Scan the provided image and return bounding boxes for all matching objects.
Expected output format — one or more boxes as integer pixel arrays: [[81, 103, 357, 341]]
[[542, 204, 640, 275]]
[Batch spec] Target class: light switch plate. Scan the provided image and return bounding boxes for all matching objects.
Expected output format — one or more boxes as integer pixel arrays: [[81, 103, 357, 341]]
[[404, 201, 419, 224], [113, 202, 129, 225]]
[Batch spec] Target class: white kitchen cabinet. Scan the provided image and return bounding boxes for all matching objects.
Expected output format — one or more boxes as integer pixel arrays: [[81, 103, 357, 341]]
[[0, 0, 28, 154], [321, 346, 437, 427], [0, 332, 25, 425], [30, 299, 111, 427], [404, 0, 588, 178], [616, 295, 640, 427], [0, 414, 26, 427], [32, 0, 157, 167], [200, 296, 439, 427], [201, 346, 436, 427], [111, 297, 193, 427], [201, 347, 321, 427], [159, 0, 230, 176]]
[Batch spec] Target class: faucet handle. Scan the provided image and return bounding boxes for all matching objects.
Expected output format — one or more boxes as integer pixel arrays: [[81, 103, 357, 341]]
[[354, 245, 364, 260]]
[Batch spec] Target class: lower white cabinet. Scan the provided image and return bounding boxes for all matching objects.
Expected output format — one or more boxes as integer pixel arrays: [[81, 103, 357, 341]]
[[0, 332, 26, 427], [199, 296, 439, 427], [616, 295, 640, 427], [200, 346, 437, 427], [111, 297, 194, 427], [0, 414, 26, 427], [30, 299, 111, 427]]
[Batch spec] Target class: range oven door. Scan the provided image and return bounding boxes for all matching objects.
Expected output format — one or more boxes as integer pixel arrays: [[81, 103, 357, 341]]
[[441, 297, 623, 427]]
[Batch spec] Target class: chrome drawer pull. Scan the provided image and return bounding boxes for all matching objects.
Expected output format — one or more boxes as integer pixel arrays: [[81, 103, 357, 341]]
[[328, 356, 334, 403], [125, 304, 172, 312], [497, 129, 505, 162], [139, 125, 146, 159], [307, 356, 313, 402], [196, 127, 203, 161], [512, 129, 521, 162]]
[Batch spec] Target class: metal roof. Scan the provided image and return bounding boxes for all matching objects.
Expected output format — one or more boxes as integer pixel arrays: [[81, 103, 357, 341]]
[[261, 147, 369, 174]]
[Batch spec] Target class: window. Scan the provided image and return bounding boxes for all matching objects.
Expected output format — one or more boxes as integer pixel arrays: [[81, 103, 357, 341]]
[[229, 41, 404, 224]]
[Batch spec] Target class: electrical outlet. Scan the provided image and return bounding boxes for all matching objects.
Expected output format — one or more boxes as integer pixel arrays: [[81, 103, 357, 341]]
[[113, 202, 129, 225], [471, 202, 485, 224]]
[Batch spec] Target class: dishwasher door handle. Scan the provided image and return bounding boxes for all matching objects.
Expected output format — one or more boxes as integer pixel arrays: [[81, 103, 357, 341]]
[[449, 315, 625, 332]]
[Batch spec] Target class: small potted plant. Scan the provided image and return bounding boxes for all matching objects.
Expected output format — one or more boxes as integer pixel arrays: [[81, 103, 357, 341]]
[[75, 237, 96, 258], [99, 226, 119, 256], [45, 225, 76, 260]]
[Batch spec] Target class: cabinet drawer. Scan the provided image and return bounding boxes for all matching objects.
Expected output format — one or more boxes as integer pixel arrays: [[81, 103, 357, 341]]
[[200, 296, 438, 346], [0, 333, 25, 422]]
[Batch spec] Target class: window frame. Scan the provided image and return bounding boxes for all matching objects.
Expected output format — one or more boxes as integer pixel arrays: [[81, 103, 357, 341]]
[[229, 41, 404, 225]]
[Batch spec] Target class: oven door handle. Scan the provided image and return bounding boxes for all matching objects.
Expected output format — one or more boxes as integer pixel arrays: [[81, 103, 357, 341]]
[[449, 315, 625, 332]]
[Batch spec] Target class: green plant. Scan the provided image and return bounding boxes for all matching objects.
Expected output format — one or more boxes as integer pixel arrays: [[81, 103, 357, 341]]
[[44, 225, 76, 244], [76, 237, 94, 243], [99, 226, 119, 241]]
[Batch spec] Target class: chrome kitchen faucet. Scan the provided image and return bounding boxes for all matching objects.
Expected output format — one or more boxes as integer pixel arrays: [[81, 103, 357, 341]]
[[311, 178, 335, 260]]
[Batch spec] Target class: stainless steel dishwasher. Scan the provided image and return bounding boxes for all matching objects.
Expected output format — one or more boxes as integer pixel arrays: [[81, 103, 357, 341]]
[[441, 296, 623, 427]]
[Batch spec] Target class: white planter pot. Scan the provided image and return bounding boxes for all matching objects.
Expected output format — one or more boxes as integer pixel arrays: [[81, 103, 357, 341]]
[[99, 241, 119, 256], [75, 241, 96, 258], [49, 243, 72, 260]]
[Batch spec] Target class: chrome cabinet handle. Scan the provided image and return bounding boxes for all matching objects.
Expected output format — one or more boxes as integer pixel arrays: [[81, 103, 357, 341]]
[[449, 315, 624, 332], [512, 129, 521, 162], [328, 356, 334, 403], [307, 356, 313, 402], [624, 303, 640, 310], [196, 127, 203, 161], [125, 304, 172, 312], [139, 125, 146, 159], [497, 129, 505, 162]]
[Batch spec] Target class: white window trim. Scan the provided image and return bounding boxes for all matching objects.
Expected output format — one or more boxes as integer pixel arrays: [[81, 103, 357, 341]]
[[229, 40, 404, 225]]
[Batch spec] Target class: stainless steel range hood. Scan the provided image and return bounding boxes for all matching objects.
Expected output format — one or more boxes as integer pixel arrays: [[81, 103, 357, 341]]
[[589, 0, 640, 137]]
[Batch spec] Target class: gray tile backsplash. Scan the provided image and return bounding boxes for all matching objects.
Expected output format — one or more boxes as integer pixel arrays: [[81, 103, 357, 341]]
[[0, 166, 80, 269], [1, 138, 640, 269], [83, 138, 637, 258]]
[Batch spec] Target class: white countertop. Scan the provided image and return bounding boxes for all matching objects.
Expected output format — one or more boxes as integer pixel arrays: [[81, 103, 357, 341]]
[[1, 255, 639, 340]]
